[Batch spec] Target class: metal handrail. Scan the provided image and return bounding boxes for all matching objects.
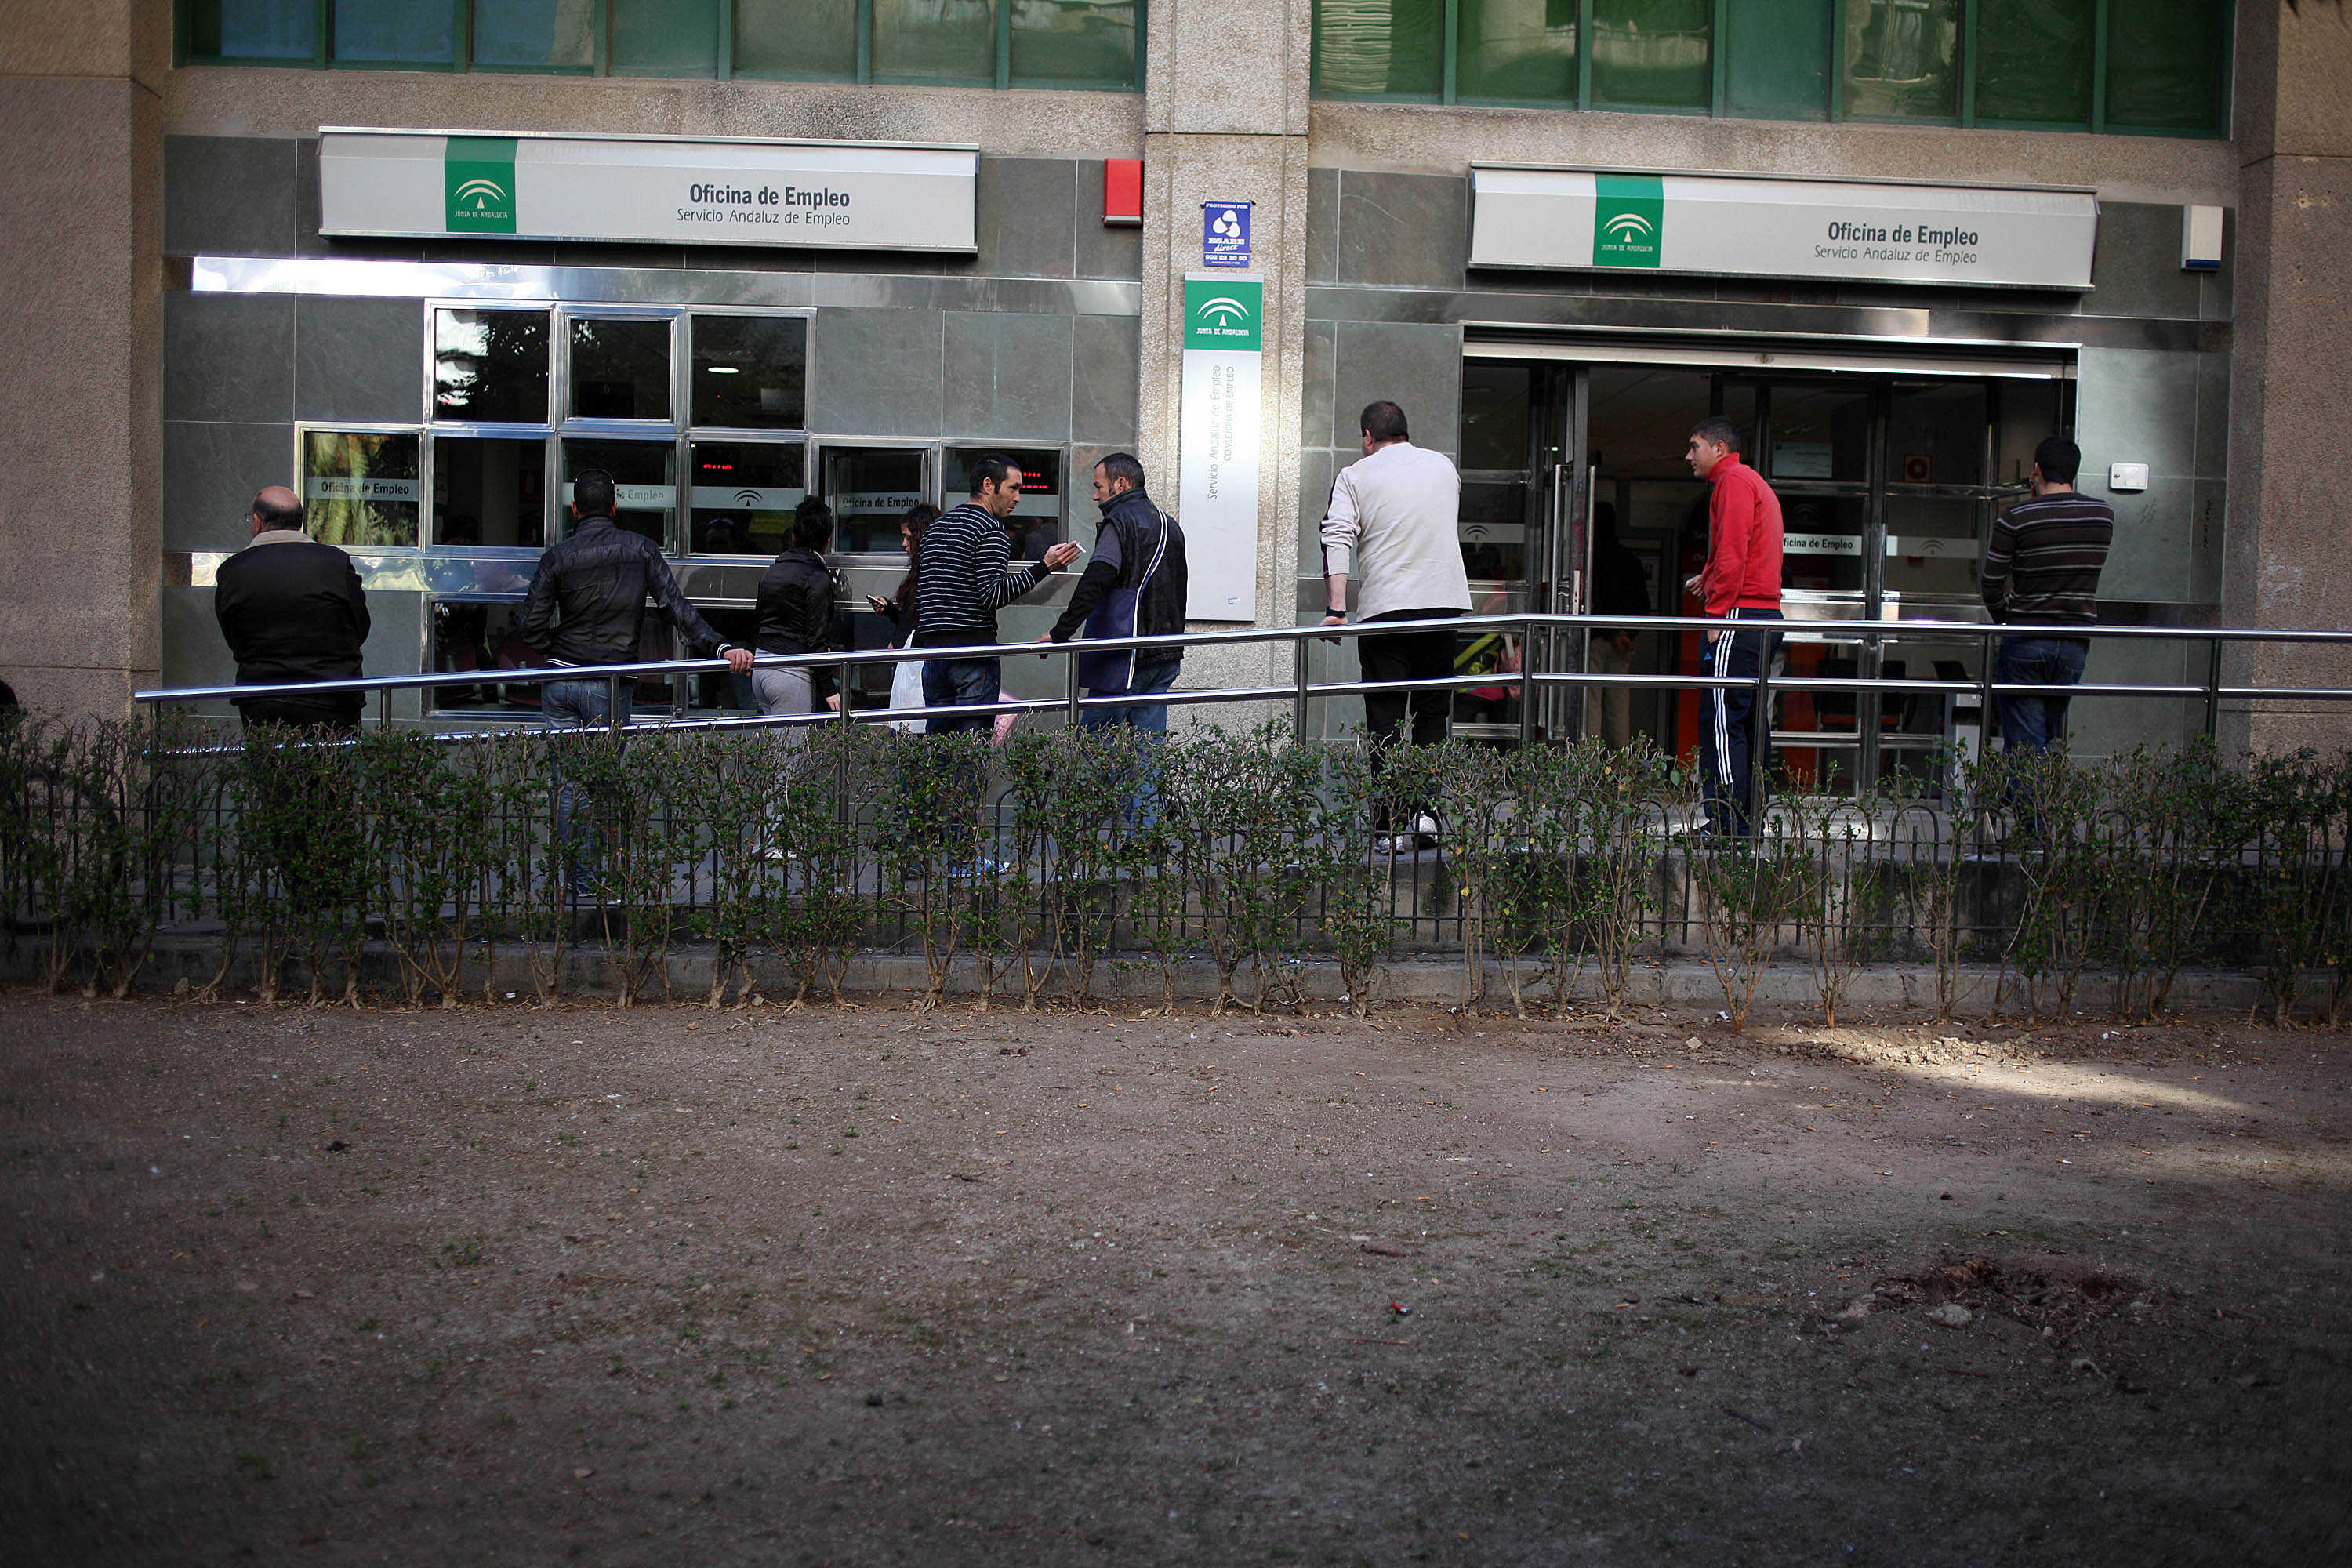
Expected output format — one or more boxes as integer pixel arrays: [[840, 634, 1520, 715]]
[[133, 610, 2352, 757]]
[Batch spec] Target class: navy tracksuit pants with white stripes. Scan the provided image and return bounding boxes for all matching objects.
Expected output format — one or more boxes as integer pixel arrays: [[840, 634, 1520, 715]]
[[1700, 608, 1782, 836]]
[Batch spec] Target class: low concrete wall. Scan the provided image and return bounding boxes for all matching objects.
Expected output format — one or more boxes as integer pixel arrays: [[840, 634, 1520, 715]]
[[2, 932, 2298, 1019]]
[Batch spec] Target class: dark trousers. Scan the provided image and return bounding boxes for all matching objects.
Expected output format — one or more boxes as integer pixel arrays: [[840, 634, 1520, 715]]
[[1700, 609, 1782, 837], [1994, 635, 2089, 754], [1359, 607, 1459, 829]]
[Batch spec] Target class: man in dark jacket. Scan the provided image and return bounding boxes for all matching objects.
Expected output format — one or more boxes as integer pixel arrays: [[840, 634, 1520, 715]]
[[212, 485, 371, 731], [1047, 453, 1188, 735], [752, 497, 844, 748], [519, 468, 753, 730]]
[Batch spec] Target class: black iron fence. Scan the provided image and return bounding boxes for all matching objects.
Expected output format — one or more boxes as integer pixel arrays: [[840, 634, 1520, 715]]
[[1, 615, 2346, 1022]]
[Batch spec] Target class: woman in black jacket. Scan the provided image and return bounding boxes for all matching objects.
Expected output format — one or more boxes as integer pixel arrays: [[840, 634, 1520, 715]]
[[752, 499, 843, 742]]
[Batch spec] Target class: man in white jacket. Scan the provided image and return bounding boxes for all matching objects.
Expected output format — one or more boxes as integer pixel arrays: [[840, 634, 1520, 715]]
[[1320, 400, 1473, 852]]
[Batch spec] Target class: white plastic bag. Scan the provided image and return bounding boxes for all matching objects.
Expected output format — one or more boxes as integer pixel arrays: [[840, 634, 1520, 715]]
[[887, 637, 927, 735]]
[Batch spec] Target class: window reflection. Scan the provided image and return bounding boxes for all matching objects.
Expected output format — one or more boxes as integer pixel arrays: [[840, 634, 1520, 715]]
[[561, 440, 676, 546], [302, 430, 419, 546], [690, 315, 807, 430], [690, 441, 806, 555], [435, 308, 549, 424], [571, 318, 672, 422], [823, 448, 927, 555], [1842, 0, 1958, 119], [433, 435, 546, 547]]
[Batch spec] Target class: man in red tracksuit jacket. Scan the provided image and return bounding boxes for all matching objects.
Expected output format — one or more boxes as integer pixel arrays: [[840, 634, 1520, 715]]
[[1681, 417, 1784, 835]]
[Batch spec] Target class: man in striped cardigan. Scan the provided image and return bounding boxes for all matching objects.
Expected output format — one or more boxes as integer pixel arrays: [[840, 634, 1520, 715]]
[[913, 455, 1082, 736], [1980, 436, 2113, 756]]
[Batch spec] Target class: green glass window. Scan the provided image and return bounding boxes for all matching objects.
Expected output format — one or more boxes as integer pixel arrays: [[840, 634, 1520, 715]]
[[609, 0, 719, 77], [331, 0, 456, 64], [472, 0, 597, 69], [733, 0, 858, 78], [1457, 0, 1578, 103], [1973, 0, 2090, 124], [1591, 0, 1711, 110], [1723, 0, 1828, 119], [1315, 0, 1443, 96], [873, 0, 996, 82], [187, 0, 314, 59], [1842, 0, 1958, 120], [1011, 0, 1140, 85], [2107, 0, 2230, 132]]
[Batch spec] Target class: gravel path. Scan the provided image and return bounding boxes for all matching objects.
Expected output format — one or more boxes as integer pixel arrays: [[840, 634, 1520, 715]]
[[3, 993, 2347, 1565]]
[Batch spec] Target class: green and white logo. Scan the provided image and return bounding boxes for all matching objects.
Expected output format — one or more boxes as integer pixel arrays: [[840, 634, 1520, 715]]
[[1184, 278, 1261, 350], [444, 136, 517, 234], [1592, 172, 1663, 268]]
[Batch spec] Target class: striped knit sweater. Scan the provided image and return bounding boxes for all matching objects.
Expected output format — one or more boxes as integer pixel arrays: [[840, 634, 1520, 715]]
[[1981, 491, 2113, 629], [911, 502, 1051, 647]]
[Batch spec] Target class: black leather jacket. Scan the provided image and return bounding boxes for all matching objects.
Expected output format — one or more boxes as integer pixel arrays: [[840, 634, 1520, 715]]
[[753, 547, 840, 656], [518, 515, 732, 667]]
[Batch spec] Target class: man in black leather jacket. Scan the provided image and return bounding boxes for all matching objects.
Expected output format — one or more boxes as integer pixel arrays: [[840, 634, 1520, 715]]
[[752, 498, 845, 746], [519, 468, 752, 730], [213, 485, 372, 732]]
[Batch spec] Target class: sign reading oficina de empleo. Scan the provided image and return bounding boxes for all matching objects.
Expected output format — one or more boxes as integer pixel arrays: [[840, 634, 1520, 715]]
[[1178, 276, 1263, 622], [1468, 167, 2098, 291], [318, 129, 978, 252]]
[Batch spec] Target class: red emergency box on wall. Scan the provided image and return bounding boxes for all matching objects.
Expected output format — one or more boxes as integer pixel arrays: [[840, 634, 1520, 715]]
[[1103, 158, 1142, 226]]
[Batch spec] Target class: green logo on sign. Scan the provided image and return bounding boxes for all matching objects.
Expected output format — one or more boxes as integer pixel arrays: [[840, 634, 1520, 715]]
[[445, 136, 517, 234], [1184, 278, 1261, 350], [1593, 173, 1663, 269]]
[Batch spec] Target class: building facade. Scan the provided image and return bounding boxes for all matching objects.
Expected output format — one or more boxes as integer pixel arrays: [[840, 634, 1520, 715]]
[[4, 1, 2345, 765]]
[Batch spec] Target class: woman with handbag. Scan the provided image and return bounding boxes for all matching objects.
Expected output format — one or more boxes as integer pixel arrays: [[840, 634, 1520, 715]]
[[868, 503, 938, 735]]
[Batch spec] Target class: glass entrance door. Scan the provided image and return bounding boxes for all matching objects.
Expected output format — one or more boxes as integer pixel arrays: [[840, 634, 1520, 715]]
[[1464, 352, 2073, 787]]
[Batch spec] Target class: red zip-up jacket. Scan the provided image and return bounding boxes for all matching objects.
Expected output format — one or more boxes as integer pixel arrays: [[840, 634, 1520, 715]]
[[1700, 452, 1784, 616]]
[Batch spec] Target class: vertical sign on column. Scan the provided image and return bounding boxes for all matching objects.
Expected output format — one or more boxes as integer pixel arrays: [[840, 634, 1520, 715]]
[[1178, 275, 1262, 622]]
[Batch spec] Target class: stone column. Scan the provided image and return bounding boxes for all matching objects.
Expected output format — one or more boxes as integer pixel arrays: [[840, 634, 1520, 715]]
[[1138, 0, 1312, 698], [2222, 0, 2352, 754], [0, 0, 164, 717]]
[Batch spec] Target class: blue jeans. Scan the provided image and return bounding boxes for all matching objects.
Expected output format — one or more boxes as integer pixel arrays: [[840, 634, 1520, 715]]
[[1995, 636, 2088, 754], [1080, 660, 1179, 829], [1077, 659, 1178, 737], [921, 655, 1001, 737], [544, 678, 633, 899]]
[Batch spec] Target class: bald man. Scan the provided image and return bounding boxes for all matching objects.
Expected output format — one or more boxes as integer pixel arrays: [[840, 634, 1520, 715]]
[[212, 485, 371, 731]]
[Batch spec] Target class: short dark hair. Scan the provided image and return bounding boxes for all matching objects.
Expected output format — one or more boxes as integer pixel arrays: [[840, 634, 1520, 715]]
[[252, 492, 304, 531], [1095, 452, 1145, 491], [2034, 436, 2082, 485], [572, 468, 616, 517], [1360, 401, 1410, 443], [792, 495, 836, 551], [967, 453, 1018, 496], [1690, 416, 1740, 452]]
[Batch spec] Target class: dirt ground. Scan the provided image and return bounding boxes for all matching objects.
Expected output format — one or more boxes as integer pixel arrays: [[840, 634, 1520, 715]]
[[2, 989, 2348, 1567]]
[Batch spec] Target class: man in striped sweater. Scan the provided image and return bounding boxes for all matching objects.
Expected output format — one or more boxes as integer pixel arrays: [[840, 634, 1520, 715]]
[[1980, 436, 2112, 755], [913, 454, 1081, 735]]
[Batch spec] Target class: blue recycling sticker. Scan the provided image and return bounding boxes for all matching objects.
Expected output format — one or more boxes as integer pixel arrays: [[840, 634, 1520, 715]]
[[1203, 201, 1251, 268]]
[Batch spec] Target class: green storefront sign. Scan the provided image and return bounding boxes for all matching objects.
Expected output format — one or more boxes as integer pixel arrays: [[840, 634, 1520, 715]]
[[444, 136, 518, 235], [1592, 172, 1663, 268], [1183, 278, 1262, 350]]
